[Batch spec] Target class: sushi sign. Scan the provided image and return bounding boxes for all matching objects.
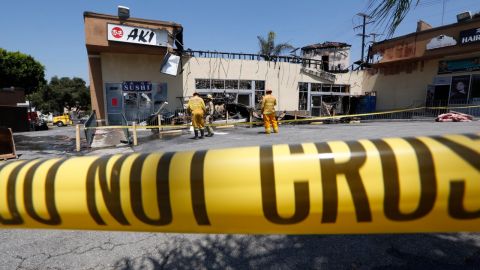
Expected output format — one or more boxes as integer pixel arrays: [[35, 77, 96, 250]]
[[107, 23, 168, 47]]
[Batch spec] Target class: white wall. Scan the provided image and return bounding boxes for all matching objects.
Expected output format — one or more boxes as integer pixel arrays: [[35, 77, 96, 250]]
[[182, 56, 338, 111]]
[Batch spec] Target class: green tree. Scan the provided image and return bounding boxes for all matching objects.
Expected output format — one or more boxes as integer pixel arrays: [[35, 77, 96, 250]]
[[257, 31, 294, 60], [0, 48, 46, 94], [29, 76, 90, 114], [368, 0, 420, 36]]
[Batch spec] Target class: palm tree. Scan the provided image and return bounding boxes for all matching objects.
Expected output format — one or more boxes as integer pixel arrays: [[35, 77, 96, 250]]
[[368, 0, 421, 36], [257, 31, 294, 60]]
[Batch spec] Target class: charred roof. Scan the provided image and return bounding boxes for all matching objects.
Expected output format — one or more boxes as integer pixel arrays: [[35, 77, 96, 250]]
[[302, 42, 351, 51]]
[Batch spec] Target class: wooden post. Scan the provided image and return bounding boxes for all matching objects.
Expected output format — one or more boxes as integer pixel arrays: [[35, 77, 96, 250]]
[[157, 114, 162, 138], [132, 122, 138, 146], [75, 124, 81, 152], [226, 110, 229, 125]]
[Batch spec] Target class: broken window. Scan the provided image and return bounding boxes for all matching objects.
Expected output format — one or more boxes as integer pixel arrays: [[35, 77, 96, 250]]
[[195, 79, 210, 89], [255, 80, 265, 90], [298, 82, 308, 110], [298, 82, 308, 92], [332, 86, 341, 92], [321, 85, 332, 92], [212, 80, 225, 89], [225, 80, 238, 89], [239, 80, 252, 90], [311, 83, 321, 92]]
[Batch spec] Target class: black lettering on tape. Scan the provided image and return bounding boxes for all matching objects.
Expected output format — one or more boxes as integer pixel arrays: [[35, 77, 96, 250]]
[[260, 145, 310, 224], [372, 138, 437, 221], [191, 150, 210, 225], [130, 153, 173, 225], [315, 141, 372, 223], [24, 159, 62, 225], [432, 135, 480, 219], [86, 156, 130, 225], [449, 180, 480, 219], [0, 161, 27, 225]]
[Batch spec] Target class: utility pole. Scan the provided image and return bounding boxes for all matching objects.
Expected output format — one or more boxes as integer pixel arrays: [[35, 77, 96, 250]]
[[369, 33, 383, 43], [354, 13, 374, 66]]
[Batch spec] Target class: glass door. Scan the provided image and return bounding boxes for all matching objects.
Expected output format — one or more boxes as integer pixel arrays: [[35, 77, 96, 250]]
[[105, 83, 123, 125]]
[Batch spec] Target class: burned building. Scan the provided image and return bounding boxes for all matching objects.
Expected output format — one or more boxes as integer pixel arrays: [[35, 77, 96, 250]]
[[83, 10, 366, 125]]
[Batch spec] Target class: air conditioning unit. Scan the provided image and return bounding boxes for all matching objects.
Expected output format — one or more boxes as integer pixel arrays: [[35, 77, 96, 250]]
[[457, 11, 472, 22]]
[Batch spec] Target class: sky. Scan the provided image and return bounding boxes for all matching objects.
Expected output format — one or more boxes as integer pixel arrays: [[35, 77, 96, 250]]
[[1, 0, 478, 83]]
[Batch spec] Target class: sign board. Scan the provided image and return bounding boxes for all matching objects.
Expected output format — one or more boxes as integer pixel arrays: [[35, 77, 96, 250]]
[[438, 57, 480, 74], [107, 23, 169, 47], [426, 35, 457, 50], [122, 81, 153, 91], [160, 53, 181, 76], [460, 28, 480, 45]]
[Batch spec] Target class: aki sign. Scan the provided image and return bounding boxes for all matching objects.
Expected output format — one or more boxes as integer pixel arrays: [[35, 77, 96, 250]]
[[107, 23, 169, 47]]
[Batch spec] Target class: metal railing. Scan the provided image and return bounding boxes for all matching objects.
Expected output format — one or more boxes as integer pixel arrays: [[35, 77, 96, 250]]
[[83, 110, 97, 146], [356, 100, 480, 122]]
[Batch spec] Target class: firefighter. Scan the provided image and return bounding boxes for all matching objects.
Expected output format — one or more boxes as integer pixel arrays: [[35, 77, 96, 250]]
[[205, 94, 215, 137], [187, 92, 206, 139], [261, 89, 278, 134]]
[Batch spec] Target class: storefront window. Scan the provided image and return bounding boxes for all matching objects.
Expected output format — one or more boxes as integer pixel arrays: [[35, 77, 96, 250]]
[[239, 80, 252, 90], [212, 80, 225, 89], [311, 83, 321, 92], [298, 91, 308, 110], [298, 82, 308, 92], [225, 80, 238, 89], [449, 75, 470, 104], [255, 80, 265, 90], [471, 75, 480, 99], [322, 85, 332, 92], [195, 79, 210, 89], [298, 82, 308, 110]]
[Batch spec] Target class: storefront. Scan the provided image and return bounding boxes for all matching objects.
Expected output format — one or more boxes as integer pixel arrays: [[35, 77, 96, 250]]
[[84, 11, 366, 123], [368, 16, 480, 110], [84, 12, 183, 124]]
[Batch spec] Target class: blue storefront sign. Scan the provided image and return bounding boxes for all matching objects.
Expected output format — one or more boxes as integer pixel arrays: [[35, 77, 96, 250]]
[[122, 81, 152, 91], [438, 57, 480, 74]]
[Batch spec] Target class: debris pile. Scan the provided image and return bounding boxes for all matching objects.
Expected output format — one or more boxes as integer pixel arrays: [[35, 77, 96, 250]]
[[435, 111, 473, 122]]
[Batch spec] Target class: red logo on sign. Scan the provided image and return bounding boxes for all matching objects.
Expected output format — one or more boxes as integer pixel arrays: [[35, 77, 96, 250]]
[[111, 27, 123, 38]]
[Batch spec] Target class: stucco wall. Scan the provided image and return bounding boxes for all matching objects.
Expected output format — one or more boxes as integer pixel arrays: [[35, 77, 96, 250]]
[[181, 57, 353, 111], [100, 53, 184, 111]]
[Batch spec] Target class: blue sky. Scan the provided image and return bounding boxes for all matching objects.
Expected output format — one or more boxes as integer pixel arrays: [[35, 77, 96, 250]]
[[1, 0, 478, 83]]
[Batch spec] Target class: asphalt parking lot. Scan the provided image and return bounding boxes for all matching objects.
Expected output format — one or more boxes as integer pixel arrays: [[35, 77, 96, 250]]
[[2, 121, 480, 269]]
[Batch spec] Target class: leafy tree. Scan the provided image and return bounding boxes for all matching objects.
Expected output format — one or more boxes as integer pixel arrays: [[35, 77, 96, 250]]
[[0, 48, 46, 95], [368, 0, 420, 36], [257, 31, 294, 60], [29, 76, 90, 114]]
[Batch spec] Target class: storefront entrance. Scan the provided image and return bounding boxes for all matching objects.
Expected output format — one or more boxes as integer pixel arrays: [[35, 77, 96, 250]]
[[105, 82, 167, 125]]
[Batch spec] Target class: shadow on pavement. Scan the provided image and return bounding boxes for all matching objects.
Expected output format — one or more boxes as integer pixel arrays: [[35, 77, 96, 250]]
[[13, 134, 76, 151], [113, 233, 480, 269]]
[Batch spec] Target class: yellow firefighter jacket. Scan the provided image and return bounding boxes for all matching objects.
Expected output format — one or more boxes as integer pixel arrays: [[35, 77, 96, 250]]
[[261, 94, 277, 115], [187, 96, 206, 114]]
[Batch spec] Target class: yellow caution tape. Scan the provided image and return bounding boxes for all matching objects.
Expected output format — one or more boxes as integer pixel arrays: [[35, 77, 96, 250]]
[[84, 105, 480, 130], [1, 133, 478, 233]]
